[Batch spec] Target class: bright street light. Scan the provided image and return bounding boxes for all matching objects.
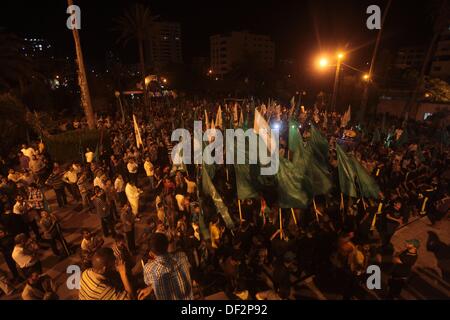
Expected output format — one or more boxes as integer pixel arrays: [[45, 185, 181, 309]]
[[337, 52, 344, 60], [363, 73, 370, 81], [317, 57, 329, 69]]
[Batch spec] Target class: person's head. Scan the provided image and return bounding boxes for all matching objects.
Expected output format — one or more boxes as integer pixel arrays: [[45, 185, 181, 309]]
[[29, 183, 38, 190], [82, 229, 92, 240], [16, 195, 23, 202], [8, 169, 15, 175], [86, 148, 91, 152], [14, 233, 28, 246], [94, 186, 102, 196], [114, 234, 126, 246], [40, 210, 49, 219], [92, 247, 116, 275], [27, 272, 41, 285], [406, 239, 420, 252], [149, 233, 169, 257], [394, 200, 402, 211], [0, 227, 6, 238]]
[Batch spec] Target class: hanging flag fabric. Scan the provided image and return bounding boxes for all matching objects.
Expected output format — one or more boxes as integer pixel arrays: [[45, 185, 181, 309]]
[[232, 134, 259, 200], [290, 120, 332, 195], [204, 110, 210, 130], [233, 103, 239, 128], [341, 105, 351, 128], [133, 114, 143, 149], [215, 105, 223, 129], [372, 129, 381, 145], [290, 96, 295, 109], [310, 124, 329, 165], [288, 119, 302, 152], [395, 129, 408, 147], [260, 104, 267, 116], [351, 157, 381, 199], [336, 144, 358, 197], [201, 165, 235, 229], [253, 109, 276, 153], [276, 157, 312, 208]]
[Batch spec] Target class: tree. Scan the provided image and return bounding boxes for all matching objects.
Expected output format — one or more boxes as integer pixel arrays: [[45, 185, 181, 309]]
[[424, 77, 450, 102], [68, 0, 96, 129], [114, 4, 156, 107], [405, 0, 450, 115]]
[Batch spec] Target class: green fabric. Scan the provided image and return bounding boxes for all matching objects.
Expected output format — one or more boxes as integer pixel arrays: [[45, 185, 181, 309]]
[[202, 165, 235, 229], [372, 129, 381, 144], [289, 119, 331, 196], [310, 124, 329, 165], [288, 119, 301, 152], [351, 157, 380, 199], [276, 157, 312, 208], [395, 129, 408, 147], [336, 144, 358, 197]]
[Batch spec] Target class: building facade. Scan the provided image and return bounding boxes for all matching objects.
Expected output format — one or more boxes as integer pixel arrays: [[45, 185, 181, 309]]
[[147, 21, 182, 70], [210, 31, 275, 76], [393, 46, 425, 70], [430, 24, 450, 80]]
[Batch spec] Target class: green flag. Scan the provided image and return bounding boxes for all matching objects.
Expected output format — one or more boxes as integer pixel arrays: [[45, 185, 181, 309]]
[[276, 157, 312, 208], [288, 119, 301, 152], [202, 165, 235, 229], [395, 129, 408, 147], [372, 129, 381, 145], [336, 144, 358, 197], [310, 124, 329, 165], [351, 157, 380, 199]]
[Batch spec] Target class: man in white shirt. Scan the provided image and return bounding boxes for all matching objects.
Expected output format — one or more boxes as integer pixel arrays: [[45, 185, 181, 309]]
[[13, 196, 27, 215], [125, 181, 142, 221], [127, 158, 138, 185], [21, 144, 36, 160], [143, 157, 154, 188], [7, 169, 22, 183], [12, 234, 41, 276], [93, 174, 107, 191], [63, 167, 80, 201], [85, 148, 95, 164], [114, 175, 126, 206]]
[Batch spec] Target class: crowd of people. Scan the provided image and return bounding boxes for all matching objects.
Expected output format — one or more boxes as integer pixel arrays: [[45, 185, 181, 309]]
[[0, 97, 449, 300]]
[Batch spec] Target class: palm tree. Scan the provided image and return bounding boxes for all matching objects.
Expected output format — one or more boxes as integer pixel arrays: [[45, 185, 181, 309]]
[[405, 0, 449, 116], [114, 4, 156, 107], [67, 0, 96, 129]]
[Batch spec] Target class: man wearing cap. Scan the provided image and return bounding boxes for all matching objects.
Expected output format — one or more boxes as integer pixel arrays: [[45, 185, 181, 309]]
[[387, 239, 419, 299]]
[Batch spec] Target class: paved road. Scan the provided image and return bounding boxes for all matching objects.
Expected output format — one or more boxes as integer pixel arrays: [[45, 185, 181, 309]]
[[1, 185, 449, 300]]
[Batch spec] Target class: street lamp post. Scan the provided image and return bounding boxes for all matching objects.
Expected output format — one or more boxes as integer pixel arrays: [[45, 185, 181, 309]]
[[331, 53, 344, 112]]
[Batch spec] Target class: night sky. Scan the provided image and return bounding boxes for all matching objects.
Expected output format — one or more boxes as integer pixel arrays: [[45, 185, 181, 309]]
[[1, 0, 433, 69]]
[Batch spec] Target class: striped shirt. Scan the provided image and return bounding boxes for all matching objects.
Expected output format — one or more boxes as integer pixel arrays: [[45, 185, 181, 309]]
[[143, 251, 193, 300], [79, 268, 129, 300]]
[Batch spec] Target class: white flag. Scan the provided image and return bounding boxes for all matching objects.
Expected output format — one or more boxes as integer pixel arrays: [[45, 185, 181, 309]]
[[133, 114, 143, 149], [233, 103, 239, 127], [204, 110, 210, 130], [215, 105, 223, 129], [341, 105, 351, 128], [254, 109, 276, 153]]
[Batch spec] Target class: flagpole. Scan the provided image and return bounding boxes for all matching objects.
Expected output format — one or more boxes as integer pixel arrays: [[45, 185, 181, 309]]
[[312, 198, 319, 223], [279, 208, 283, 240], [238, 199, 243, 222], [291, 208, 297, 226]]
